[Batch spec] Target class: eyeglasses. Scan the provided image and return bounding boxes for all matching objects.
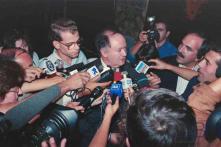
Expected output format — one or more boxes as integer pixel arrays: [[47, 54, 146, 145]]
[[59, 39, 82, 49]]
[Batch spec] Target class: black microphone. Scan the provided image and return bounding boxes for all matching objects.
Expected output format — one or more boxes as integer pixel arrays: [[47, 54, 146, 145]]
[[57, 62, 84, 74], [65, 59, 104, 78], [4, 85, 61, 131]]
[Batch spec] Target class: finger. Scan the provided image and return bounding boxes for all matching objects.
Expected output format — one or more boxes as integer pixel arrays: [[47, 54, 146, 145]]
[[41, 141, 48, 147], [106, 95, 112, 104], [97, 81, 111, 88], [60, 138, 67, 147], [113, 97, 120, 111], [74, 106, 85, 111], [49, 137, 56, 147]]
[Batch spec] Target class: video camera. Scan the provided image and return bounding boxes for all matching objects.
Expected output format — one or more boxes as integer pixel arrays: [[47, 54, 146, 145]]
[[23, 104, 78, 146], [137, 16, 159, 62]]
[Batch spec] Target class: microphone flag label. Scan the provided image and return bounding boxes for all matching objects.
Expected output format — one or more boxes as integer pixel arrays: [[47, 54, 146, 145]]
[[135, 61, 149, 74], [87, 66, 100, 78]]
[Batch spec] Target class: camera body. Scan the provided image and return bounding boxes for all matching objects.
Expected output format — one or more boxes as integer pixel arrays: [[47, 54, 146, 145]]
[[137, 16, 159, 62], [143, 16, 160, 43]]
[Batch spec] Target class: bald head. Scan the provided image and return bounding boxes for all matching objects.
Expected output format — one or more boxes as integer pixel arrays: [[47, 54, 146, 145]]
[[96, 31, 127, 67]]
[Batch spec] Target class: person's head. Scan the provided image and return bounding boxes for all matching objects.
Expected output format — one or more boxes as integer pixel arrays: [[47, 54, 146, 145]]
[[176, 32, 206, 67], [126, 88, 197, 147], [3, 29, 32, 53], [198, 44, 221, 83], [95, 30, 127, 68], [1, 48, 33, 69], [0, 58, 24, 104], [155, 19, 171, 44], [50, 18, 81, 60]]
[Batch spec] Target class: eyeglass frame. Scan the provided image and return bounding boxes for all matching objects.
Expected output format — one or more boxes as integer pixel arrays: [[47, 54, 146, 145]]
[[58, 38, 82, 49]]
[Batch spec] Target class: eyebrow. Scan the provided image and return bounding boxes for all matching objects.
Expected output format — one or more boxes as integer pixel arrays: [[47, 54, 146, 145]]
[[203, 57, 210, 64], [182, 41, 193, 51]]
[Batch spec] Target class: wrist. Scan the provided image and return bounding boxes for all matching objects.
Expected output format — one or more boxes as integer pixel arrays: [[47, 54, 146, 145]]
[[165, 64, 173, 70]]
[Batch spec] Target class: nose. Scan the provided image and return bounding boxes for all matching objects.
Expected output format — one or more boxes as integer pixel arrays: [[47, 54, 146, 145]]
[[121, 48, 127, 57], [197, 59, 206, 70], [73, 44, 80, 50], [178, 45, 185, 52]]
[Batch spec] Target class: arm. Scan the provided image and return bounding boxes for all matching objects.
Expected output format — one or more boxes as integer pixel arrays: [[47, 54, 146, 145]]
[[1, 72, 90, 131], [149, 59, 198, 80], [21, 76, 65, 93], [131, 31, 148, 55], [89, 97, 119, 147]]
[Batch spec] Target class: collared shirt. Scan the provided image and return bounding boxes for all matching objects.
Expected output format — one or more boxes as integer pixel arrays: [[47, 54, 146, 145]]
[[39, 49, 88, 69], [176, 64, 190, 95]]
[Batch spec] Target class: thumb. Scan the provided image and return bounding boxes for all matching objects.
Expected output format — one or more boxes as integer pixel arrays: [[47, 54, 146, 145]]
[[113, 97, 120, 111], [98, 81, 112, 88]]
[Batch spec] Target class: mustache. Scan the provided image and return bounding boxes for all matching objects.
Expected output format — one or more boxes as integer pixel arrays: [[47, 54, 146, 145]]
[[177, 52, 184, 58]]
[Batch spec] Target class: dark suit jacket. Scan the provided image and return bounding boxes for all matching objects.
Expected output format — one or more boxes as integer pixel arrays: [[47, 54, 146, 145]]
[[155, 55, 179, 91]]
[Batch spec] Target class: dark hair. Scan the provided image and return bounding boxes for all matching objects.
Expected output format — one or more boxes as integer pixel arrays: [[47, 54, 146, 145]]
[[2, 29, 34, 56], [49, 18, 78, 42], [127, 88, 197, 147], [0, 57, 24, 99], [155, 17, 171, 31]]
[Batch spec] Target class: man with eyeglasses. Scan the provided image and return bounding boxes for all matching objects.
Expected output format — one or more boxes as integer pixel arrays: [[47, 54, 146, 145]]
[[39, 19, 110, 106], [39, 18, 88, 74]]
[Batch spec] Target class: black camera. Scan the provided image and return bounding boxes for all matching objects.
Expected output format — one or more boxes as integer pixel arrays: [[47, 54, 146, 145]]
[[144, 16, 160, 43], [137, 16, 159, 62], [76, 86, 103, 110], [26, 104, 78, 146]]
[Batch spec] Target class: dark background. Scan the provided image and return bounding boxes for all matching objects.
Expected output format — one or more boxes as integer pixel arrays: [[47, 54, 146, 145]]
[[0, 0, 220, 58]]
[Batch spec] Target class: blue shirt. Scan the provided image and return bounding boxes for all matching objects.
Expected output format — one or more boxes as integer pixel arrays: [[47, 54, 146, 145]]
[[158, 41, 177, 58]]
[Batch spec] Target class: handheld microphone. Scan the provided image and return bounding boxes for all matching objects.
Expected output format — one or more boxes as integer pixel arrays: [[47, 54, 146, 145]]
[[121, 72, 133, 89], [135, 61, 150, 74], [65, 59, 104, 78], [109, 69, 123, 103], [121, 63, 149, 89]]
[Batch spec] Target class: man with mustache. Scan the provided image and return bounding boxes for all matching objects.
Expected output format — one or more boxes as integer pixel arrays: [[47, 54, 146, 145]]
[[149, 32, 208, 95]]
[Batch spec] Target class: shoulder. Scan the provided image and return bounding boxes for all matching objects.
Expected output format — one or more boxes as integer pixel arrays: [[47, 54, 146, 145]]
[[76, 50, 88, 64], [161, 55, 178, 65]]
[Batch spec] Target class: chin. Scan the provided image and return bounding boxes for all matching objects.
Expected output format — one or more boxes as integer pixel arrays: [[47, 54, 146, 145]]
[[70, 54, 79, 59]]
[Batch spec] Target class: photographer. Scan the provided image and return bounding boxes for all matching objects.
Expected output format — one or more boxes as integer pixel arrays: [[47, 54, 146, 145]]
[[130, 17, 177, 62]]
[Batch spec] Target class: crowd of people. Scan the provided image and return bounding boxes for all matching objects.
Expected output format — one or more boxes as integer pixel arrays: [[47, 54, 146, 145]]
[[0, 17, 221, 147]]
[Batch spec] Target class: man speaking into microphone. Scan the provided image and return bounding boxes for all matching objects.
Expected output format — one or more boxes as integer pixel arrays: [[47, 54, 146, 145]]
[[78, 29, 161, 147]]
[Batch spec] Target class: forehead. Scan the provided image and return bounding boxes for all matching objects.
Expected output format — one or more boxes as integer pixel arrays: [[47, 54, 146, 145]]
[[15, 51, 32, 68], [15, 39, 26, 46], [109, 33, 126, 47], [182, 34, 204, 51], [156, 22, 166, 29], [60, 31, 79, 42], [205, 50, 221, 63]]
